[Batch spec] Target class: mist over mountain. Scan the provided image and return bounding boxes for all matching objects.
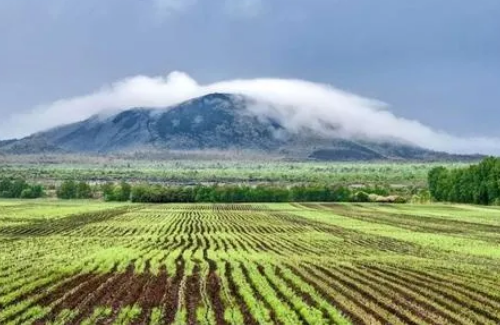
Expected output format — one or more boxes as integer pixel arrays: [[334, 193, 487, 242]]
[[0, 93, 482, 161], [2, 72, 500, 156]]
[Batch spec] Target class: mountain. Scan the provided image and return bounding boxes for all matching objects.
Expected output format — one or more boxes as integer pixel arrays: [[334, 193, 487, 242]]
[[0, 138, 65, 155], [0, 93, 482, 161]]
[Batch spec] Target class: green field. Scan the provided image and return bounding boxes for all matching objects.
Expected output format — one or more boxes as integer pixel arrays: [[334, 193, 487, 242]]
[[1, 200, 500, 324], [0, 159, 467, 186]]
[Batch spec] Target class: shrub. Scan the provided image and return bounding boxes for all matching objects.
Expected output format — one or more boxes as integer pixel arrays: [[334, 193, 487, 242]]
[[352, 191, 370, 202]]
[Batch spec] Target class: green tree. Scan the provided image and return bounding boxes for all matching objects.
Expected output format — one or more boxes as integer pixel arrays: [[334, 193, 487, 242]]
[[0, 178, 13, 196], [102, 182, 116, 201], [20, 185, 44, 199], [57, 180, 78, 199], [428, 167, 449, 201], [112, 181, 132, 201], [0, 178, 13, 198], [77, 182, 92, 199], [120, 181, 132, 201], [428, 158, 500, 205], [11, 179, 29, 198]]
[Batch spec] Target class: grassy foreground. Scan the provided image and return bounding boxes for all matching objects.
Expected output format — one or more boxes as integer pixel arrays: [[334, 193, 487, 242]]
[[1, 200, 500, 324]]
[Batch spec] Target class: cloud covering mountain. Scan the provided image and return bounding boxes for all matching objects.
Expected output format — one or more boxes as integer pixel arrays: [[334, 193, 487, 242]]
[[1, 71, 499, 155]]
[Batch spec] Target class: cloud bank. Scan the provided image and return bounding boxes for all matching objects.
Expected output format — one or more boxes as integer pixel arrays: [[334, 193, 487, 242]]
[[2, 71, 499, 155]]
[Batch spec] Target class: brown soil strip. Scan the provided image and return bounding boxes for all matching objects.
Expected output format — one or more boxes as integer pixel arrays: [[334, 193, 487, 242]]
[[94, 265, 138, 325], [3, 272, 86, 324], [162, 257, 185, 324], [136, 265, 168, 325], [35, 272, 100, 322], [64, 270, 127, 325], [1, 271, 65, 309], [185, 264, 202, 325], [223, 262, 258, 325], [206, 259, 227, 325], [120, 270, 150, 307]]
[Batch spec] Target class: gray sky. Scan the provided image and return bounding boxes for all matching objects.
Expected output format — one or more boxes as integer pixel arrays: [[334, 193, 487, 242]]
[[1, 0, 499, 139]]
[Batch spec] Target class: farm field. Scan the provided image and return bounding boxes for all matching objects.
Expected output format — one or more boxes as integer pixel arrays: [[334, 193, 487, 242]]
[[1, 201, 500, 324]]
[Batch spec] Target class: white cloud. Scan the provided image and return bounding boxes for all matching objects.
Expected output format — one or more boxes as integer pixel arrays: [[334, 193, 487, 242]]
[[2, 71, 500, 155]]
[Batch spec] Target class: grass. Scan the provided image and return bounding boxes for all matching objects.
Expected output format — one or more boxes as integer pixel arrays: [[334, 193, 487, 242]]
[[0, 200, 499, 324]]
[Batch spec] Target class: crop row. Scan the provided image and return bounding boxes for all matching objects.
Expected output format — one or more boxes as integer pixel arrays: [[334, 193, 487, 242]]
[[1, 203, 500, 324]]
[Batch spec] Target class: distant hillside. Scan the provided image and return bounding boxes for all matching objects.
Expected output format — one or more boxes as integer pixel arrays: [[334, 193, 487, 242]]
[[0, 138, 65, 155], [0, 93, 483, 161]]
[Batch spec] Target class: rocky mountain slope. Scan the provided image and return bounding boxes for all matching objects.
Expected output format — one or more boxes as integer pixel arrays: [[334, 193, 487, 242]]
[[0, 93, 481, 161]]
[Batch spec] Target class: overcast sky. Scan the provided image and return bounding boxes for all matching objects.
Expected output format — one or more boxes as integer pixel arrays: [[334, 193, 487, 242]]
[[1, 0, 499, 139]]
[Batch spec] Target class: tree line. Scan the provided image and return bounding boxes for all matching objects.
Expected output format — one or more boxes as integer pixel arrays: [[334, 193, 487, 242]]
[[0, 178, 45, 199], [54, 180, 393, 203], [112, 183, 391, 203], [0, 177, 400, 203], [428, 157, 500, 205]]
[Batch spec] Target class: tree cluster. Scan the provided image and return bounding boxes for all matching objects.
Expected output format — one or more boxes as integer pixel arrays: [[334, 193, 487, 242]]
[[428, 157, 500, 205], [102, 182, 132, 202], [56, 180, 93, 199], [0, 178, 45, 199]]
